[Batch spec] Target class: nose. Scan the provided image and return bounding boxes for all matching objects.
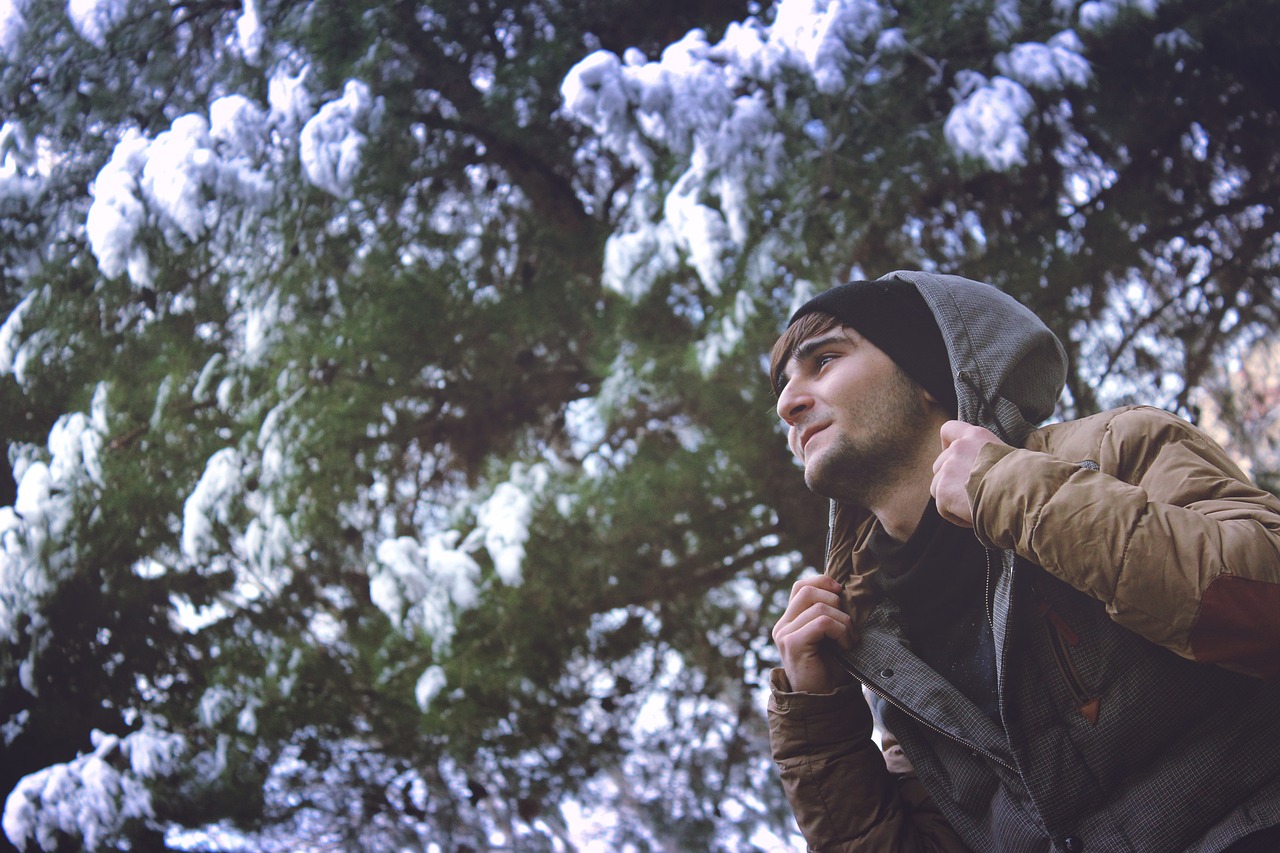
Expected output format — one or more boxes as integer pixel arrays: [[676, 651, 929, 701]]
[[776, 378, 811, 425]]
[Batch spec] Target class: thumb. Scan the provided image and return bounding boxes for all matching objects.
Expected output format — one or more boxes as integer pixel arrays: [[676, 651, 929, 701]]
[[939, 419, 966, 449]]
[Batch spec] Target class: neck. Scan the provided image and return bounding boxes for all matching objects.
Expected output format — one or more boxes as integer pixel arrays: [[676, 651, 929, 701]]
[[868, 420, 946, 541], [870, 468, 935, 542]]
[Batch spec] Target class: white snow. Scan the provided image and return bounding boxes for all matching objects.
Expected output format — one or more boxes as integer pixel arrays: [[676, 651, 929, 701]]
[[996, 32, 1091, 90], [476, 481, 535, 586], [944, 73, 1035, 171], [663, 176, 733, 296], [86, 90, 278, 288], [562, 32, 782, 302], [66, 0, 131, 48], [769, 0, 885, 94], [2, 725, 184, 851], [371, 533, 481, 653], [141, 114, 215, 242], [85, 131, 152, 285], [369, 465, 547, 664], [0, 120, 30, 182], [181, 448, 244, 561], [1, 412, 105, 641], [1078, 0, 1160, 33], [0, 0, 29, 61], [242, 290, 280, 364], [267, 67, 314, 131], [299, 80, 381, 198], [415, 665, 447, 712], [235, 0, 264, 65], [197, 685, 236, 728], [210, 95, 267, 159], [0, 290, 33, 377], [601, 219, 680, 298]]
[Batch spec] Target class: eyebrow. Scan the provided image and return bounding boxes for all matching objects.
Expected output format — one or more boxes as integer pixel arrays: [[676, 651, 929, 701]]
[[775, 333, 851, 393]]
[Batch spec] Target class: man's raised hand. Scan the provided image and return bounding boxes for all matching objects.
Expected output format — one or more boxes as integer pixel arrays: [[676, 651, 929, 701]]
[[772, 574, 855, 694]]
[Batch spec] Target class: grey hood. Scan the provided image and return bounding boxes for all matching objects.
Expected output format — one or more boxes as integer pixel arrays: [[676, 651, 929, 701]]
[[877, 270, 1067, 446]]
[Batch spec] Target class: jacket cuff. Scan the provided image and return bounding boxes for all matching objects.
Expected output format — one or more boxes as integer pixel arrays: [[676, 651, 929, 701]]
[[768, 668, 874, 751], [967, 442, 1018, 548]]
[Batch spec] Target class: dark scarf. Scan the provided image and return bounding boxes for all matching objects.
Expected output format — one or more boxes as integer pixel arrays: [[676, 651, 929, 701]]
[[870, 500, 1001, 722]]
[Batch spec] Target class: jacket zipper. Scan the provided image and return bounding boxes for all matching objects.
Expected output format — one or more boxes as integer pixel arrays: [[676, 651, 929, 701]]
[[824, 505, 1017, 775], [830, 647, 1019, 775], [984, 549, 995, 626]]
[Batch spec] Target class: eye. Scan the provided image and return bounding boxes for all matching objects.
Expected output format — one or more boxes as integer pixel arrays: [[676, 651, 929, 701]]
[[816, 353, 837, 369]]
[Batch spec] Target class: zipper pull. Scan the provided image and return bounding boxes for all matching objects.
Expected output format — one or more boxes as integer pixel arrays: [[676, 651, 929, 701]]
[[1037, 598, 1080, 646]]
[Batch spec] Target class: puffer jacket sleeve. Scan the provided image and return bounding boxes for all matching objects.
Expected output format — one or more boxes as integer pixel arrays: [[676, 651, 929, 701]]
[[768, 669, 973, 852], [967, 406, 1280, 678]]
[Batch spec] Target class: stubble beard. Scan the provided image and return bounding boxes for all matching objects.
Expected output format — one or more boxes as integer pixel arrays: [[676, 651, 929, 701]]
[[802, 374, 934, 508]]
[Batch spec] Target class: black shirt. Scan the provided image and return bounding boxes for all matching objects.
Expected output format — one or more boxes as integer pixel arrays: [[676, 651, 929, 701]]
[[870, 500, 1001, 722]]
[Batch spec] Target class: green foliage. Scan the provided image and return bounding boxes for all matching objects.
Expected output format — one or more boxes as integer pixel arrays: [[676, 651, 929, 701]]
[[2, 0, 1278, 850]]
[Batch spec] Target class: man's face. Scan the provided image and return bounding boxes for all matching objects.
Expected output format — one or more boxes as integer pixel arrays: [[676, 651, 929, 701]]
[[774, 326, 935, 505]]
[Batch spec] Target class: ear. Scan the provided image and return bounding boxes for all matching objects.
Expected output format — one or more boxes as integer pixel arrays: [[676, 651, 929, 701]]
[[917, 385, 953, 419]]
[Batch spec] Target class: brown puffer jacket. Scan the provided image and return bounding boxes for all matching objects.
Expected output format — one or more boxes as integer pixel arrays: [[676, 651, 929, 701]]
[[769, 406, 1280, 852]]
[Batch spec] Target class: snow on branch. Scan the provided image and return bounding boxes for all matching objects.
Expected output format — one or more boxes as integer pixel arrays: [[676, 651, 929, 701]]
[[85, 94, 274, 289], [66, 0, 133, 49], [995, 32, 1091, 91], [944, 73, 1036, 171], [0, 0, 30, 61], [369, 465, 548, 710], [2, 725, 184, 851], [944, 31, 1091, 172], [299, 80, 384, 199], [83, 67, 376, 289], [1, 403, 107, 647], [559, 0, 898, 374]]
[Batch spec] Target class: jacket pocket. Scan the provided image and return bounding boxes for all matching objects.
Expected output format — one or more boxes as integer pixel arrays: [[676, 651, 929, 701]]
[[1037, 596, 1102, 725]]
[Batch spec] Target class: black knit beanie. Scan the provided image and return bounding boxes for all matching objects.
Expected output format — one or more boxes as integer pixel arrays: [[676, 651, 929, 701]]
[[789, 279, 957, 415]]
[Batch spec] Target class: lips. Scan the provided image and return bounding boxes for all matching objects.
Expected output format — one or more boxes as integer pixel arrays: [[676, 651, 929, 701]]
[[799, 423, 829, 455]]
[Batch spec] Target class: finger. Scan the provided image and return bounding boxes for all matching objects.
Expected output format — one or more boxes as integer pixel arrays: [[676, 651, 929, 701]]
[[775, 603, 854, 649], [779, 584, 844, 629], [790, 574, 842, 597], [783, 601, 852, 634], [775, 587, 850, 636]]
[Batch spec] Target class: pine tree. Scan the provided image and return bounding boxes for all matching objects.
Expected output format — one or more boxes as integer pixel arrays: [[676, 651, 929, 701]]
[[2, 0, 1278, 850]]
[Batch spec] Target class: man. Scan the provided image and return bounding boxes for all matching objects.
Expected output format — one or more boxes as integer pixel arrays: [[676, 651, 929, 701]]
[[767, 271, 1280, 853]]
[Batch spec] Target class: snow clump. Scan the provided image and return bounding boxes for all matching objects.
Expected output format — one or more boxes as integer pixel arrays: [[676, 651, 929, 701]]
[[559, 0, 892, 370], [299, 80, 383, 198], [769, 0, 886, 94], [369, 465, 548, 657], [945, 32, 1090, 172], [235, 0, 264, 65], [2, 725, 184, 851], [415, 665, 447, 712], [181, 447, 244, 561], [944, 72, 1036, 171], [371, 532, 481, 654], [0, 0, 30, 61], [475, 465, 548, 586], [1, 410, 106, 644], [66, 0, 132, 48], [1077, 0, 1160, 33], [995, 31, 1091, 90], [86, 93, 275, 289]]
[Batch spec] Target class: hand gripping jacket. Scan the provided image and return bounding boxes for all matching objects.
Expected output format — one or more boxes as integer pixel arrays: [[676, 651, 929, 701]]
[[768, 271, 1280, 852]]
